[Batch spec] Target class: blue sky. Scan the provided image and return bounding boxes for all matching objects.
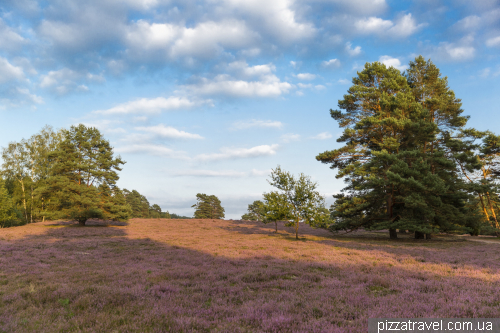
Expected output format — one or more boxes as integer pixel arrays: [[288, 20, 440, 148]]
[[1, 0, 500, 218]]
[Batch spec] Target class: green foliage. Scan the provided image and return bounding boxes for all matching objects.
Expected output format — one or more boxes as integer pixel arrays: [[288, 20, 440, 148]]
[[123, 189, 150, 218], [317, 56, 487, 238], [192, 193, 225, 219], [0, 178, 20, 228], [241, 200, 266, 221], [266, 166, 327, 239], [38, 124, 126, 225]]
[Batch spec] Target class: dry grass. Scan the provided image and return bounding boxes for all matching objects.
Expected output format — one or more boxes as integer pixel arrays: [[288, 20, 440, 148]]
[[1, 219, 499, 332]]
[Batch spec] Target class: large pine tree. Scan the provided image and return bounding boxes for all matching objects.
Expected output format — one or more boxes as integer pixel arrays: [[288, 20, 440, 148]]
[[317, 57, 481, 239], [40, 124, 126, 225]]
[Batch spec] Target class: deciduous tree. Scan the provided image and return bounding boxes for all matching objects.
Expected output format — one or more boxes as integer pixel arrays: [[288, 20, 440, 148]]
[[267, 166, 326, 239]]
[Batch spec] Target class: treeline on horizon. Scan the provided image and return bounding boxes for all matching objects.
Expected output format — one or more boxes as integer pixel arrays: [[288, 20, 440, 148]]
[[0, 125, 189, 228], [2, 56, 500, 239]]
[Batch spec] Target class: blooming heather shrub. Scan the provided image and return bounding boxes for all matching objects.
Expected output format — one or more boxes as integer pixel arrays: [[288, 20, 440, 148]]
[[0, 219, 499, 332]]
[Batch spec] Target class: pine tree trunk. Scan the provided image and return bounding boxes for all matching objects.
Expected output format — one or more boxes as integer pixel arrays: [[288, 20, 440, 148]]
[[389, 229, 397, 239], [415, 231, 425, 239], [275, 221, 277, 233], [425, 233, 432, 240], [399, 229, 407, 234], [485, 192, 499, 228], [479, 193, 490, 221], [79, 220, 86, 226]]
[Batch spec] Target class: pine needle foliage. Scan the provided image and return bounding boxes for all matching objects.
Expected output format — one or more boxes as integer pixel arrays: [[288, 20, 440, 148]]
[[317, 57, 485, 239], [192, 193, 225, 219]]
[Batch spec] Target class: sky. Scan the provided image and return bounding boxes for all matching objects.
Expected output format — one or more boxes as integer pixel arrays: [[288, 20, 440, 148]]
[[1, 0, 500, 219]]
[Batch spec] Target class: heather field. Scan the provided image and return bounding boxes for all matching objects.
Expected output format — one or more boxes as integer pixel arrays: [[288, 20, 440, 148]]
[[1, 219, 499, 332]]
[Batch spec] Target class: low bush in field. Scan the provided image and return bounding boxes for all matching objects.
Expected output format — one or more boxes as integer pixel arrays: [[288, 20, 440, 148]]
[[0, 219, 499, 332]]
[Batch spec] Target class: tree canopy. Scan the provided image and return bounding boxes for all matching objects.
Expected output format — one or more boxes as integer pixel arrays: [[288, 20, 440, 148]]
[[192, 193, 225, 219], [266, 166, 326, 239], [37, 124, 127, 225], [317, 56, 494, 238], [241, 200, 266, 221]]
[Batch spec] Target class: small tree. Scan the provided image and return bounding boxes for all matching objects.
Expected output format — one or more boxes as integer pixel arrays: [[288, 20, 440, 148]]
[[267, 166, 326, 239], [150, 204, 162, 219], [241, 200, 266, 221], [262, 191, 292, 232], [192, 193, 225, 219]]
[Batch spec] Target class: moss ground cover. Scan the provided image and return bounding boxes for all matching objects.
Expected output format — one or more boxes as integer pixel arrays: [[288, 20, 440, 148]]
[[0, 219, 499, 332]]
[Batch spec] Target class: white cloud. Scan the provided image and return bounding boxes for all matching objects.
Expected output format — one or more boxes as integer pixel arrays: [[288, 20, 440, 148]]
[[312, 132, 333, 140], [195, 144, 279, 161], [321, 58, 341, 68], [338, 78, 351, 84], [95, 97, 211, 115], [135, 124, 204, 140], [379, 55, 407, 71], [0, 19, 26, 52], [486, 36, 500, 47], [355, 16, 393, 33], [231, 119, 283, 130], [296, 73, 316, 80], [355, 13, 422, 38], [126, 19, 259, 59], [219, 0, 316, 43], [173, 170, 246, 177], [345, 42, 361, 56], [454, 15, 481, 31], [183, 62, 292, 98], [15, 88, 43, 104], [115, 144, 189, 159], [0, 57, 25, 84], [315, 85, 326, 90], [39, 68, 104, 95], [281, 133, 301, 143]]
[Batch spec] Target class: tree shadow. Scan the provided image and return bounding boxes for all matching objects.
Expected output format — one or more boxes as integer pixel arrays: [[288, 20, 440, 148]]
[[0, 219, 499, 332]]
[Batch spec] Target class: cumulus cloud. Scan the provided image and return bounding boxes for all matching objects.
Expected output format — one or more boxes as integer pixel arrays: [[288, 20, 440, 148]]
[[296, 73, 317, 80], [126, 19, 259, 59], [231, 119, 283, 130], [218, 0, 316, 43], [430, 36, 476, 62], [486, 36, 500, 47], [321, 59, 341, 68], [115, 143, 189, 159], [39, 68, 104, 95], [311, 132, 333, 140], [195, 144, 279, 161], [0, 19, 26, 52], [94, 97, 211, 115], [345, 42, 361, 56], [0, 57, 25, 84], [182, 62, 292, 98], [379, 55, 407, 71], [135, 124, 204, 140], [355, 13, 423, 38]]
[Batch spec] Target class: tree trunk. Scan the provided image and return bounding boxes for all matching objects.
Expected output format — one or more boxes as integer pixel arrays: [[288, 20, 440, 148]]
[[415, 231, 425, 239], [425, 233, 432, 240], [485, 192, 499, 228], [389, 229, 397, 239], [79, 220, 86, 226], [398, 229, 407, 234], [19, 180, 28, 223], [275, 221, 277, 233], [479, 193, 490, 221]]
